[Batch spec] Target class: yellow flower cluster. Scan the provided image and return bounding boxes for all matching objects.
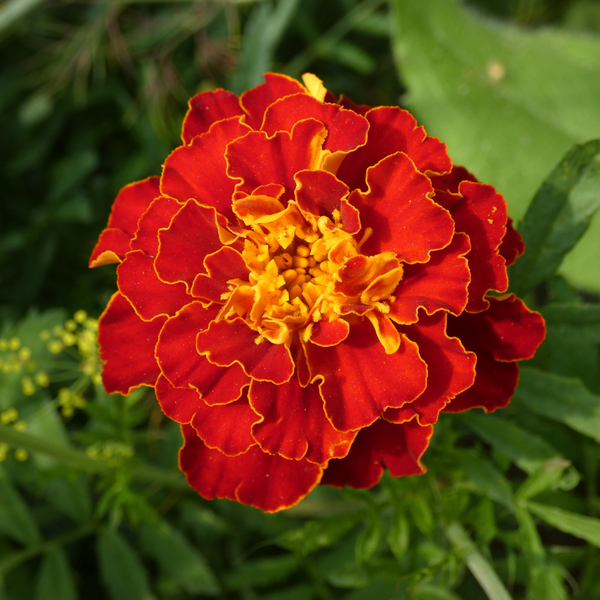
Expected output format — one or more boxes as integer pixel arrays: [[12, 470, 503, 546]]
[[0, 337, 36, 377], [86, 441, 134, 461], [0, 408, 28, 462], [57, 388, 87, 418]]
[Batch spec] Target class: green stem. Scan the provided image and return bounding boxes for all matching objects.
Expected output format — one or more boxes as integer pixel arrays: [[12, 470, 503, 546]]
[[0, 424, 188, 489]]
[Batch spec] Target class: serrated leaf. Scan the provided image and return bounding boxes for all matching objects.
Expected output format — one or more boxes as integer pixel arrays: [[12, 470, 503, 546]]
[[527, 501, 600, 548], [0, 465, 41, 545], [277, 510, 366, 555], [34, 548, 78, 600], [97, 529, 156, 600], [508, 140, 600, 295], [355, 512, 382, 562], [513, 367, 600, 442], [225, 555, 299, 590], [139, 521, 219, 596]]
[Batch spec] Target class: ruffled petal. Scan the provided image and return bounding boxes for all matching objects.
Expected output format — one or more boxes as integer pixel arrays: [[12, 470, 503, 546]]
[[250, 378, 356, 464], [179, 424, 323, 512], [155, 374, 202, 423], [130, 196, 182, 257], [310, 319, 350, 347], [240, 73, 307, 130], [182, 89, 244, 144], [156, 302, 250, 404], [89, 177, 160, 266], [321, 418, 432, 489], [338, 95, 372, 116], [385, 312, 476, 425], [117, 250, 191, 321], [196, 319, 294, 385], [305, 318, 427, 431], [499, 217, 525, 267], [349, 152, 454, 262], [154, 200, 225, 288], [98, 293, 165, 394], [337, 107, 452, 191], [226, 119, 328, 202], [448, 294, 546, 362], [389, 233, 471, 325], [191, 247, 250, 303], [162, 117, 252, 222]]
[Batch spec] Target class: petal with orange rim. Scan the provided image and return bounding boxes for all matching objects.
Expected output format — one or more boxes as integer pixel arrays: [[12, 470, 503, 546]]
[[250, 379, 356, 464], [156, 302, 250, 405], [154, 201, 224, 288], [179, 424, 323, 512], [182, 89, 244, 144], [196, 318, 294, 385], [385, 312, 476, 426], [129, 196, 182, 257], [262, 94, 369, 157], [430, 165, 478, 195], [305, 318, 427, 432], [240, 73, 307, 130], [499, 217, 525, 267], [349, 152, 454, 263], [310, 319, 350, 347], [338, 95, 372, 116], [448, 294, 546, 362], [89, 176, 160, 266], [98, 293, 165, 395], [117, 250, 191, 321], [191, 247, 249, 303], [161, 117, 251, 223], [389, 233, 471, 325], [336, 107, 452, 192], [321, 418, 432, 489], [155, 374, 201, 423], [226, 119, 327, 202]]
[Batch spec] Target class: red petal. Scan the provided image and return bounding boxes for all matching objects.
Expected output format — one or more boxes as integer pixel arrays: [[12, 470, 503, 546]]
[[226, 119, 327, 202], [337, 107, 452, 191], [98, 293, 165, 394], [499, 217, 525, 267], [443, 352, 519, 414], [310, 319, 350, 347], [338, 95, 372, 116], [430, 165, 478, 194], [385, 312, 476, 425], [129, 196, 182, 257], [156, 302, 250, 404], [155, 373, 202, 423], [161, 117, 251, 223], [305, 318, 427, 431], [448, 294, 546, 362], [89, 177, 160, 266], [182, 89, 244, 144], [196, 319, 294, 385], [262, 94, 369, 155], [191, 247, 249, 303], [250, 379, 356, 464], [154, 200, 224, 288], [295, 169, 349, 216], [436, 181, 509, 312], [240, 73, 306, 130], [321, 418, 432, 489], [179, 424, 323, 512], [117, 250, 191, 321], [389, 233, 471, 325], [349, 152, 454, 262]]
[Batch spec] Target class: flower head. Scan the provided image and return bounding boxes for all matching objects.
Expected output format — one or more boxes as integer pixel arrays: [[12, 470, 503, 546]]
[[90, 73, 545, 511]]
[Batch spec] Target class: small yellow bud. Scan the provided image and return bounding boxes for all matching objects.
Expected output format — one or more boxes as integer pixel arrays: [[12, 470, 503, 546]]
[[14, 449, 28, 462], [58, 388, 71, 403], [65, 320, 77, 332], [48, 340, 63, 354], [61, 332, 77, 347], [74, 310, 87, 324], [8, 337, 21, 351], [0, 443, 8, 461], [18, 347, 32, 362], [21, 377, 36, 396], [1, 408, 19, 424], [40, 329, 51, 341], [13, 420, 27, 432], [62, 406, 74, 418], [91, 373, 102, 385], [34, 372, 50, 387]]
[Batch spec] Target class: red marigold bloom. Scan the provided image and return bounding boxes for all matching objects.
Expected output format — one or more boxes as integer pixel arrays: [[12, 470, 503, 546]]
[[90, 73, 546, 512]]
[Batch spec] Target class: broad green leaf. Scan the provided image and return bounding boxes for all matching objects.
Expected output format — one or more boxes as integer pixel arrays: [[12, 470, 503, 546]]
[[459, 413, 559, 473], [527, 501, 600, 548], [472, 497, 497, 545], [540, 302, 600, 343], [390, 0, 600, 292], [508, 140, 600, 296], [514, 459, 572, 501], [45, 475, 92, 524], [34, 548, 78, 600], [277, 510, 366, 555], [355, 512, 382, 562], [0, 465, 41, 545], [225, 555, 299, 590], [138, 521, 219, 596], [455, 450, 514, 510], [387, 506, 410, 560], [97, 528, 156, 600], [513, 367, 600, 442], [413, 584, 462, 600]]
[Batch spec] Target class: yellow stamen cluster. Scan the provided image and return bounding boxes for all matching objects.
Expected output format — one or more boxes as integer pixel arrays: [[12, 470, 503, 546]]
[[86, 441, 134, 461], [0, 337, 35, 375], [58, 388, 87, 418], [0, 408, 28, 462]]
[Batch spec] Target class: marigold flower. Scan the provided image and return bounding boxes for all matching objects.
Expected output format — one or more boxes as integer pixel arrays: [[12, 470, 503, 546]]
[[90, 73, 545, 512]]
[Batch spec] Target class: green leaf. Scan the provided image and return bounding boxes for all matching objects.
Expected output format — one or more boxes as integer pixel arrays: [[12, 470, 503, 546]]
[[513, 367, 600, 443], [277, 510, 366, 555], [459, 413, 559, 473], [527, 501, 600, 548], [45, 475, 92, 524], [355, 512, 382, 562], [390, 0, 600, 292], [0, 465, 41, 545], [508, 140, 600, 295], [387, 506, 410, 560], [541, 302, 600, 343], [225, 555, 299, 590], [97, 528, 156, 600], [514, 459, 572, 501], [139, 521, 219, 596], [34, 548, 78, 600]]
